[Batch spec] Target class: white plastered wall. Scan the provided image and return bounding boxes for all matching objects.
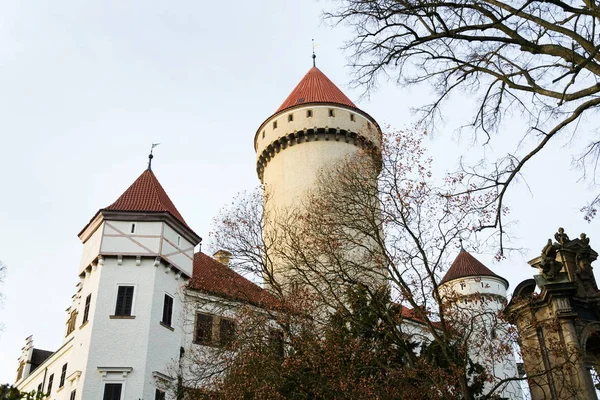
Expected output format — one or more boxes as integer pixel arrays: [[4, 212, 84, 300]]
[[441, 276, 523, 399]]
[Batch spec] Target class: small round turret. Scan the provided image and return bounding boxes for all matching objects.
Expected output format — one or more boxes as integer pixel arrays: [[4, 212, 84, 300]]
[[439, 249, 522, 400]]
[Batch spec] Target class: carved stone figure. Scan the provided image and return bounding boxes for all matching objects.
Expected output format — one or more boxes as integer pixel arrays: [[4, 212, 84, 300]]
[[554, 227, 570, 245], [539, 238, 562, 280], [575, 233, 596, 292]]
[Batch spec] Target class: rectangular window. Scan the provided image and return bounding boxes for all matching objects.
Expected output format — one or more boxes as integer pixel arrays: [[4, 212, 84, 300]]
[[219, 318, 236, 348], [177, 236, 181, 246], [103, 383, 122, 400], [115, 286, 134, 316], [131, 223, 136, 233], [37, 383, 42, 394], [66, 311, 77, 335], [307, 110, 312, 117], [288, 114, 293, 122], [155, 389, 166, 400], [273, 121, 277, 129], [83, 294, 92, 324], [350, 113, 355, 121], [47, 373, 54, 395], [162, 294, 174, 327], [269, 329, 284, 358], [194, 313, 213, 345], [329, 109, 335, 117], [59, 363, 67, 388], [70, 390, 76, 400]]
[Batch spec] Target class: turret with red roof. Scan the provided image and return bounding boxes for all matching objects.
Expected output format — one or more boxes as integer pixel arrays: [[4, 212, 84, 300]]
[[439, 249, 522, 399]]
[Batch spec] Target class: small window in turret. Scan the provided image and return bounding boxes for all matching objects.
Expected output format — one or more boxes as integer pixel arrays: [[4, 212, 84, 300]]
[[177, 236, 181, 246], [288, 114, 293, 122], [262, 130, 265, 138], [273, 121, 278, 129], [131, 223, 136, 234], [350, 113, 355, 122], [307, 110, 313, 117], [329, 109, 335, 117]]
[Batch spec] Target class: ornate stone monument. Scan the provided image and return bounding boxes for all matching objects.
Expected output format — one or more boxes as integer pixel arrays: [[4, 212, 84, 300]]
[[505, 228, 599, 399]]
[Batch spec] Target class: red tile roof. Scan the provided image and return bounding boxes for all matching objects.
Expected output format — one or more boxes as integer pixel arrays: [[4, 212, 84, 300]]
[[276, 67, 357, 113], [391, 303, 442, 328], [440, 250, 507, 286], [189, 252, 280, 308], [102, 169, 190, 229]]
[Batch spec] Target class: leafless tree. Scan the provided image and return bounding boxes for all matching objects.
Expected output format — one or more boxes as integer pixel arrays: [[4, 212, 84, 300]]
[[184, 128, 534, 399], [326, 0, 600, 251]]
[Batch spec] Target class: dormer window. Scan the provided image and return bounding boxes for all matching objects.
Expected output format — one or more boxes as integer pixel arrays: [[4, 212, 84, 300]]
[[288, 114, 293, 122], [273, 121, 278, 129], [329, 109, 335, 117], [130, 223, 136, 234], [307, 110, 312, 118]]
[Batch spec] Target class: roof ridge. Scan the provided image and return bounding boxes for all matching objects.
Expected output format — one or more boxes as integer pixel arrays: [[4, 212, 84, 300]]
[[147, 170, 170, 214]]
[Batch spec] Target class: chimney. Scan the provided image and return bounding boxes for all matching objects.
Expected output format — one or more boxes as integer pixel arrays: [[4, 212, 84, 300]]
[[213, 250, 232, 267]]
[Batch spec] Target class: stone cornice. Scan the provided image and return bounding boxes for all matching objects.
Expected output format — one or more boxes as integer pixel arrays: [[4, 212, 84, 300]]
[[256, 127, 381, 182]]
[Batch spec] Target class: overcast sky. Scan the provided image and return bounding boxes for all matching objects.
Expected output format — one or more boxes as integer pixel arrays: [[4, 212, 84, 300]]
[[0, 1, 597, 383]]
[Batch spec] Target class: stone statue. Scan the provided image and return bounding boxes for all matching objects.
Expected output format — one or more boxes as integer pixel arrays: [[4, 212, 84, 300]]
[[554, 227, 570, 245], [540, 238, 562, 280], [575, 233, 596, 291]]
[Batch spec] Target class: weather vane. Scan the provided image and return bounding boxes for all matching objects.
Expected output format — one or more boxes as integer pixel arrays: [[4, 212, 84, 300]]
[[312, 39, 317, 67], [147, 142, 161, 171]]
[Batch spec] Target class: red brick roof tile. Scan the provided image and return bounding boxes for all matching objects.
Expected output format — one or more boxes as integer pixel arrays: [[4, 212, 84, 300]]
[[440, 250, 507, 286], [276, 67, 357, 113], [189, 252, 280, 308], [102, 169, 190, 229]]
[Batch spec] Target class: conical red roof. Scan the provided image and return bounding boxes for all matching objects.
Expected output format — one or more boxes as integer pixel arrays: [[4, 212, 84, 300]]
[[276, 67, 357, 113], [440, 249, 507, 286], [102, 169, 189, 229]]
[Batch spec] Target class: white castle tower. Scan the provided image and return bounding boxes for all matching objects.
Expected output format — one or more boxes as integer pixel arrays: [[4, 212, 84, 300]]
[[15, 160, 201, 400], [439, 249, 523, 399], [73, 164, 201, 399], [254, 65, 384, 291]]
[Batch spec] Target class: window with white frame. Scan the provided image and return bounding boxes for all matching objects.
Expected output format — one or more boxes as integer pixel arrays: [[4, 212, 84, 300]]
[[114, 286, 134, 316], [103, 383, 122, 400], [82, 293, 92, 324], [162, 294, 173, 328], [59, 363, 67, 388]]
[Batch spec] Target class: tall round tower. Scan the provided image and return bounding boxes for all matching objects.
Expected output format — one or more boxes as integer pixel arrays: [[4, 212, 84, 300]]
[[254, 66, 383, 291], [439, 250, 523, 399]]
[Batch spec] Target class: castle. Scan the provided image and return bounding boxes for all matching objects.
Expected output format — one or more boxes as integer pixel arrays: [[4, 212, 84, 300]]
[[13, 64, 573, 400]]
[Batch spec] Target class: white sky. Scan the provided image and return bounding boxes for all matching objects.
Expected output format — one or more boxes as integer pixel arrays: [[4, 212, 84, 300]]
[[0, 0, 597, 383]]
